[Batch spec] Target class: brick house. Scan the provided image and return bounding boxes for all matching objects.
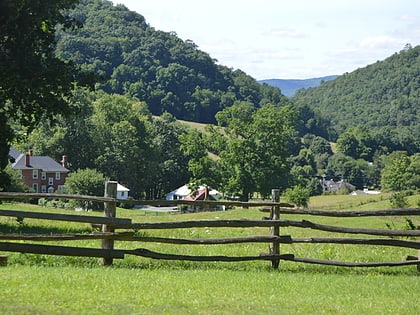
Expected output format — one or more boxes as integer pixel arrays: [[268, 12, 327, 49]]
[[9, 148, 69, 193]]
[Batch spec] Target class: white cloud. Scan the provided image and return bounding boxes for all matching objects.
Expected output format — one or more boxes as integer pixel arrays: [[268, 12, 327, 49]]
[[360, 36, 401, 49]]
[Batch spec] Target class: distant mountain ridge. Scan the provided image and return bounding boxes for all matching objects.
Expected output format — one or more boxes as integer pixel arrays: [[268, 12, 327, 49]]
[[259, 75, 338, 97]]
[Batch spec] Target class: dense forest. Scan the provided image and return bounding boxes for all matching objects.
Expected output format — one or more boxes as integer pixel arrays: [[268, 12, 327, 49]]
[[55, 0, 287, 124], [292, 45, 420, 157], [2, 0, 419, 203]]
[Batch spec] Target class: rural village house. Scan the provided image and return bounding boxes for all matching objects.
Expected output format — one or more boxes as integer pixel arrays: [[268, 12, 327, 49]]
[[165, 184, 224, 212], [9, 148, 69, 193], [320, 178, 356, 193], [165, 184, 223, 201]]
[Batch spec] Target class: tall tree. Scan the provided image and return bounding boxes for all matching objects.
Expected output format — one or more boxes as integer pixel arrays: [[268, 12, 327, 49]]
[[212, 102, 297, 201], [381, 151, 419, 191], [90, 94, 155, 198], [146, 113, 190, 199], [0, 0, 92, 189]]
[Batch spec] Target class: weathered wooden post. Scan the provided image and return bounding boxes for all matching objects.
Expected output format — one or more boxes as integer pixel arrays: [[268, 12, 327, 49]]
[[270, 189, 281, 269], [418, 225, 420, 272], [101, 181, 118, 266]]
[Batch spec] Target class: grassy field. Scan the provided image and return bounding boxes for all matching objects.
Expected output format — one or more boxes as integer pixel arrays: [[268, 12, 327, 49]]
[[1, 193, 420, 314]]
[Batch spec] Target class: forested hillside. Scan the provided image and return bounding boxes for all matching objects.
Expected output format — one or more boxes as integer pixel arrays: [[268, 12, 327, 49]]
[[292, 45, 420, 155], [4, 0, 418, 202], [55, 0, 287, 123]]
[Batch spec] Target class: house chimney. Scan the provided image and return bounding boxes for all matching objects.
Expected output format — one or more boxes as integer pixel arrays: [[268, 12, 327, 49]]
[[25, 153, 30, 167], [61, 155, 68, 168]]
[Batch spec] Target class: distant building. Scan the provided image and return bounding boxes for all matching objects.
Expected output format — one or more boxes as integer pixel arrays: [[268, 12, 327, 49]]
[[165, 184, 224, 212], [351, 189, 381, 196], [320, 178, 355, 193], [117, 183, 130, 200], [9, 148, 69, 193], [165, 184, 222, 201]]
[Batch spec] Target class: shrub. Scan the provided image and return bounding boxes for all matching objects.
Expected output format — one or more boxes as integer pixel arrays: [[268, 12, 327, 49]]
[[283, 185, 310, 208], [389, 191, 408, 208], [65, 169, 108, 211]]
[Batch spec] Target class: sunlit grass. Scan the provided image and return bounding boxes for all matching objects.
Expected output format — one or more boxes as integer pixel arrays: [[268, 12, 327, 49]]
[[1, 194, 420, 314]]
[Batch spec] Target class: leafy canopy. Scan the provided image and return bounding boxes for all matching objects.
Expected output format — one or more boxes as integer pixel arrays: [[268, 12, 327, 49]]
[[0, 0, 93, 189]]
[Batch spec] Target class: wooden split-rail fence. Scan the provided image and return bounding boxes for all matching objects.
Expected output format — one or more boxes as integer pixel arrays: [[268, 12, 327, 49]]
[[0, 181, 420, 270]]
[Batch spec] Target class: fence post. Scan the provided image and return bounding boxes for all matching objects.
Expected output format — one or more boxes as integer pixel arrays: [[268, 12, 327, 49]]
[[100, 181, 118, 266], [270, 189, 281, 269], [418, 225, 420, 272]]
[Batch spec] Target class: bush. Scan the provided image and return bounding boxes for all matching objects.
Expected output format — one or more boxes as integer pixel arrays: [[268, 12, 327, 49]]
[[389, 191, 409, 208], [283, 185, 310, 208], [65, 169, 108, 211]]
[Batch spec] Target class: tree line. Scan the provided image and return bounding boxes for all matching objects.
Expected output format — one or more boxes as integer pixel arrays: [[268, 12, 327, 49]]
[[1, 0, 418, 205]]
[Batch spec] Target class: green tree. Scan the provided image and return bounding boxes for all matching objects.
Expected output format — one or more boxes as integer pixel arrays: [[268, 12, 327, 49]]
[[2, 167, 29, 192], [90, 94, 155, 198], [381, 151, 419, 191], [24, 87, 98, 170], [336, 127, 373, 160], [0, 0, 93, 189], [65, 168, 108, 210], [179, 129, 218, 189], [145, 114, 190, 199], [212, 102, 297, 201]]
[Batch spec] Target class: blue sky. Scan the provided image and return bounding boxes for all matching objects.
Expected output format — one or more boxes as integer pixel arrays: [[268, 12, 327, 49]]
[[116, 0, 420, 80]]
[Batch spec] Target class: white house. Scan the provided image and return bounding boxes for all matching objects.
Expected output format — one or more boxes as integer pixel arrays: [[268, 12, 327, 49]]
[[117, 183, 130, 200], [165, 184, 222, 201]]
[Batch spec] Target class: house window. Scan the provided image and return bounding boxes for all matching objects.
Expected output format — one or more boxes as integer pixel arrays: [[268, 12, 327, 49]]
[[48, 177, 53, 186], [120, 191, 125, 197], [57, 185, 65, 191], [55, 172, 60, 180], [41, 185, 47, 193], [41, 172, 46, 180], [48, 186, 55, 193], [32, 170, 38, 179], [32, 183, 38, 193]]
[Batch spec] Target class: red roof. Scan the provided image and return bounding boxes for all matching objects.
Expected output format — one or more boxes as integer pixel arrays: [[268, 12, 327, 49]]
[[184, 189, 216, 201]]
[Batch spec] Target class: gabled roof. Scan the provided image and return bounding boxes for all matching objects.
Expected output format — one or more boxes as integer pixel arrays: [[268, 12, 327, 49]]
[[117, 183, 130, 192], [11, 150, 69, 173], [166, 184, 222, 200], [166, 184, 191, 197]]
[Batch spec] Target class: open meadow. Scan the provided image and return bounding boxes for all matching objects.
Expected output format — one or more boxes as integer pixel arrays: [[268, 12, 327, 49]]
[[1, 193, 420, 314]]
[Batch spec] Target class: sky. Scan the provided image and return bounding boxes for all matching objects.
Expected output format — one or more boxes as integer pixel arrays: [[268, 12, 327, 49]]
[[115, 0, 420, 80]]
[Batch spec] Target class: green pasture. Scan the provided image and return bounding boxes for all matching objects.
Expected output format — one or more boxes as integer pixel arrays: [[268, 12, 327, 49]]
[[1, 193, 420, 314]]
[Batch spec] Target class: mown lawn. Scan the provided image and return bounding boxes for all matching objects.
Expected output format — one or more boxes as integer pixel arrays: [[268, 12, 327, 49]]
[[0, 193, 419, 314], [1, 265, 420, 315]]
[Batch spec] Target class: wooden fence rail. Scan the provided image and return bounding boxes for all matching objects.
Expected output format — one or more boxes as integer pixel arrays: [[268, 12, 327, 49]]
[[0, 182, 420, 270]]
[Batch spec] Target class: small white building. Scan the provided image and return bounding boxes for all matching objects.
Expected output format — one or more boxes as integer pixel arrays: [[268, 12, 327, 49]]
[[351, 188, 381, 196], [117, 183, 130, 200], [165, 184, 222, 201]]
